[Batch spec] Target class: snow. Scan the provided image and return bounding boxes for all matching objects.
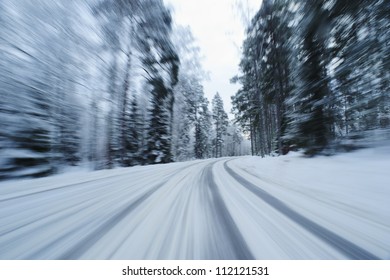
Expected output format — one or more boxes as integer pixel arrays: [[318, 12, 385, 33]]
[[223, 147, 390, 259], [0, 147, 389, 259]]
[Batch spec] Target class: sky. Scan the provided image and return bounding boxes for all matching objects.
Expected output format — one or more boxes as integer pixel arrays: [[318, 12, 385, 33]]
[[165, 0, 263, 118]]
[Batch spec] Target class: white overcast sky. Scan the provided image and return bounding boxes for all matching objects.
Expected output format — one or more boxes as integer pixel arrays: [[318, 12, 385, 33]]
[[165, 0, 263, 117]]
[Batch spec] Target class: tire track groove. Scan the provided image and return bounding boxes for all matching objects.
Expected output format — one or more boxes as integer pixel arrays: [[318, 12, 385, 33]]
[[204, 162, 255, 259], [224, 161, 380, 260]]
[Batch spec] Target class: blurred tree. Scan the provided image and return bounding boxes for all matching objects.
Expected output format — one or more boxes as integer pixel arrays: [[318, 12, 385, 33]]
[[234, 0, 389, 156], [136, 0, 179, 164], [212, 93, 229, 158], [232, 0, 295, 156], [194, 96, 212, 159]]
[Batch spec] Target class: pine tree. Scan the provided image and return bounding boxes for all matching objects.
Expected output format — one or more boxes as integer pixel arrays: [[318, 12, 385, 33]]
[[171, 26, 209, 161], [234, 0, 390, 156], [146, 78, 173, 164], [286, 1, 333, 155], [123, 96, 143, 166], [137, 1, 179, 164], [195, 97, 212, 159], [232, 0, 294, 156], [172, 79, 192, 161], [212, 93, 229, 158]]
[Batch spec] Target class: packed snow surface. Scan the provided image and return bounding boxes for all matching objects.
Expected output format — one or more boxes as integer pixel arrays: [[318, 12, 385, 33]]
[[0, 147, 389, 259]]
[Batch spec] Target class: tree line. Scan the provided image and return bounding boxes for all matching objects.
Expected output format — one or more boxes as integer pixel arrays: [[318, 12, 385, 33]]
[[0, 0, 245, 181], [232, 0, 390, 156]]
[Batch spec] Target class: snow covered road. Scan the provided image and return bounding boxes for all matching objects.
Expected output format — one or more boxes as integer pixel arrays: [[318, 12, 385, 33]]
[[0, 150, 389, 259]]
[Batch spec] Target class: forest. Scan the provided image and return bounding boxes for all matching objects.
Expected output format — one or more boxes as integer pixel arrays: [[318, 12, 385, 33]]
[[0, 0, 244, 181], [0, 0, 389, 262], [0, 0, 389, 181], [232, 0, 390, 156]]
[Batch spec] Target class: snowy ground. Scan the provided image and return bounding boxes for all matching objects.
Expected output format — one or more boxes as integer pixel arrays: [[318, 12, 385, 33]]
[[0, 147, 389, 259]]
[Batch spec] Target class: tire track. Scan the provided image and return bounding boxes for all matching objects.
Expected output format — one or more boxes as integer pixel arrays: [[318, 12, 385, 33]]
[[0, 161, 206, 259], [56, 182, 163, 259], [202, 162, 254, 259], [55, 161, 209, 259], [224, 161, 380, 260]]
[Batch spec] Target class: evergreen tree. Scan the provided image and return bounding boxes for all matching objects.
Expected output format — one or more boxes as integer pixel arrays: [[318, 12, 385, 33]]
[[234, 0, 389, 156], [124, 96, 143, 165], [146, 78, 174, 164], [195, 97, 212, 159], [212, 93, 229, 158], [290, 1, 332, 155], [232, 0, 294, 156], [136, 1, 179, 164], [171, 26, 209, 161]]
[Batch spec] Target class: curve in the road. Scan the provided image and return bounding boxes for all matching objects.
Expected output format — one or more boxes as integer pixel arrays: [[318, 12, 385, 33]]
[[224, 160, 380, 260]]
